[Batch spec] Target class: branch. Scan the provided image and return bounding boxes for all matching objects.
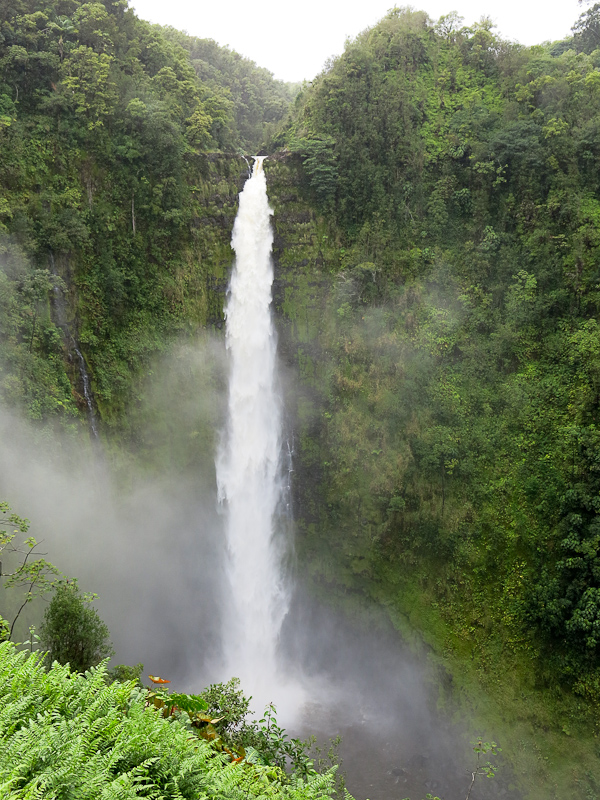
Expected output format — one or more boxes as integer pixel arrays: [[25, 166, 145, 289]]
[[4, 542, 49, 578], [9, 569, 41, 639], [465, 769, 477, 800]]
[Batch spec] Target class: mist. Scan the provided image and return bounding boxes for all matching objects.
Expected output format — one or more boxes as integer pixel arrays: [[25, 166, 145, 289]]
[[279, 585, 518, 800], [0, 336, 229, 687], [0, 325, 517, 800]]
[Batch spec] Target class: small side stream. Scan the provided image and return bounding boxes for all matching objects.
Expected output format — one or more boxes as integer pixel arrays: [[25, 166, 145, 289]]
[[49, 252, 99, 439]]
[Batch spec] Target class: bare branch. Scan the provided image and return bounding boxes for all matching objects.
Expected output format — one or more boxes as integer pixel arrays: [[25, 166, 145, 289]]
[[10, 572, 40, 639]]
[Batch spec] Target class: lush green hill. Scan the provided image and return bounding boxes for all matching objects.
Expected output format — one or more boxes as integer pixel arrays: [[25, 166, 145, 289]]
[[4, 1, 600, 797], [0, 0, 296, 430], [268, 8, 600, 796], [283, 3, 600, 686]]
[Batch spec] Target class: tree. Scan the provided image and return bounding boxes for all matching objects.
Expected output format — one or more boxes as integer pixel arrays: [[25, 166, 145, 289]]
[[573, 2, 600, 54], [0, 501, 62, 641], [39, 580, 114, 672], [290, 135, 338, 208]]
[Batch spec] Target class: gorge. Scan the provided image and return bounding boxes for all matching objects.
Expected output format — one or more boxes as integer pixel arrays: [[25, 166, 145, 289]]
[[3, 1, 600, 798]]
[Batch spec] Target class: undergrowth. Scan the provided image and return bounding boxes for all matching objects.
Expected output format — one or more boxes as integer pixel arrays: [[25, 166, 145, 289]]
[[0, 641, 342, 800]]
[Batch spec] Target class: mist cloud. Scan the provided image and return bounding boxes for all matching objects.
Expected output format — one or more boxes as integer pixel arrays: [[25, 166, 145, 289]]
[[0, 336, 228, 688]]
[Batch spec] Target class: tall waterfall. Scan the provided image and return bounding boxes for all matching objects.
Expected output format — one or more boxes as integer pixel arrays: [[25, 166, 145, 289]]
[[217, 156, 289, 704]]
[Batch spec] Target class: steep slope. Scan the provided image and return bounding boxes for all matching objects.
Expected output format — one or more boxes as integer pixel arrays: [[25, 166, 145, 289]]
[[270, 8, 600, 797], [0, 0, 295, 430]]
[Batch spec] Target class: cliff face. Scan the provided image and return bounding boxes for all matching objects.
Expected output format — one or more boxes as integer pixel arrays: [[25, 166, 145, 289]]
[[5, 2, 600, 795], [0, 0, 297, 432]]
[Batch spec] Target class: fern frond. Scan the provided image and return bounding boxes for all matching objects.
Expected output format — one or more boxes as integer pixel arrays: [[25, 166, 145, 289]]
[[0, 641, 342, 800]]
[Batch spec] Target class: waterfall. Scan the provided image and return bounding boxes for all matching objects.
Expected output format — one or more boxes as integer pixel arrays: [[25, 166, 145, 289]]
[[216, 156, 290, 704], [49, 252, 99, 440], [72, 344, 99, 440]]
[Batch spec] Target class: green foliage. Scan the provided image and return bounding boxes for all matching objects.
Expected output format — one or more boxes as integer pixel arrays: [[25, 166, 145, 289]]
[[135, 676, 334, 787], [5, 0, 600, 790], [148, 682, 209, 719], [573, 3, 600, 54], [470, 738, 499, 777], [39, 579, 114, 673], [0, 640, 341, 800], [197, 677, 252, 738], [192, 679, 319, 780], [0, 500, 63, 640], [0, 0, 297, 431], [253, 704, 318, 779], [527, 449, 600, 661], [107, 662, 144, 685], [0, 238, 77, 423], [289, 136, 338, 208], [279, 2, 600, 723], [163, 31, 299, 151]]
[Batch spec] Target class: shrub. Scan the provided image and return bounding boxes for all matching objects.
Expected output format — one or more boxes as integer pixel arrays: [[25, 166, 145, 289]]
[[0, 641, 340, 800], [39, 580, 114, 673]]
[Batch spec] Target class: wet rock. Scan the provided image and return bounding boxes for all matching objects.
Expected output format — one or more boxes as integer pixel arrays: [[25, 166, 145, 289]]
[[409, 753, 430, 769]]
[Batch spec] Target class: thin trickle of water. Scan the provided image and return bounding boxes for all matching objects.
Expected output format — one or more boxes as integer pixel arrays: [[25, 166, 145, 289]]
[[216, 156, 290, 707], [49, 252, 99, 440], [241, 155, 252, 179], [72, 344, 99, 439], [283, 433, 294, 519]]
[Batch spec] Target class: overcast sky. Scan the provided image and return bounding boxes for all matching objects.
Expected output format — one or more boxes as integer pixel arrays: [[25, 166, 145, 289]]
[[130, 0, 585, 83]]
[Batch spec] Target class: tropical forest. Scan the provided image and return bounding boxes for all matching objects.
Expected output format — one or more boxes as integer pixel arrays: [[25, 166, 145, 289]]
[[2, 0, 600, 798]]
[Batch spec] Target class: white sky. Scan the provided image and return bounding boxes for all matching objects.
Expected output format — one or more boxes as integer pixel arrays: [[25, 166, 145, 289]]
[[130, 0, 586, 83]]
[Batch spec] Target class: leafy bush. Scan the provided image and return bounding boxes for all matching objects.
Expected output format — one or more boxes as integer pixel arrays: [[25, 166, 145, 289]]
[[164, 678, 323, 780], [39, 580, 114, 673], [0, 641, 341, 800], [0, 500, 63, 641]]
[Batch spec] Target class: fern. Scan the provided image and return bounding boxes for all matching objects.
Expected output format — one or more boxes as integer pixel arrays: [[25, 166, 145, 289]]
[[0, 641, 346, 800]]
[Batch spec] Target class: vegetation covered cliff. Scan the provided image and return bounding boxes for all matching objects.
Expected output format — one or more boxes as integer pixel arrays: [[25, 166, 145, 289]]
[[282, 2, 600, 695], [0, 0, 294, 428], [273, 9, 600, 795], [3, 1, 600, 797]]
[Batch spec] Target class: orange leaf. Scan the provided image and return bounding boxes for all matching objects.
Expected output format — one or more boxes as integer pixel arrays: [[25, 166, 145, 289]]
[[148, 675, 171, 684]]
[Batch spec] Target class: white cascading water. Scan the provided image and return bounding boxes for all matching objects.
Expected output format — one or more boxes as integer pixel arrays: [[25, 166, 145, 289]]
[[217, 156, 290, 707]]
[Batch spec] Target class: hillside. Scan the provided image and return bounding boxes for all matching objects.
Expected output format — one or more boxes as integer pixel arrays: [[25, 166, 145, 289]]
[[284, 4, 600, 692], [274, 8, 600, 796], [2, 1, 600, 797], [0, 0, 296, 428]]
